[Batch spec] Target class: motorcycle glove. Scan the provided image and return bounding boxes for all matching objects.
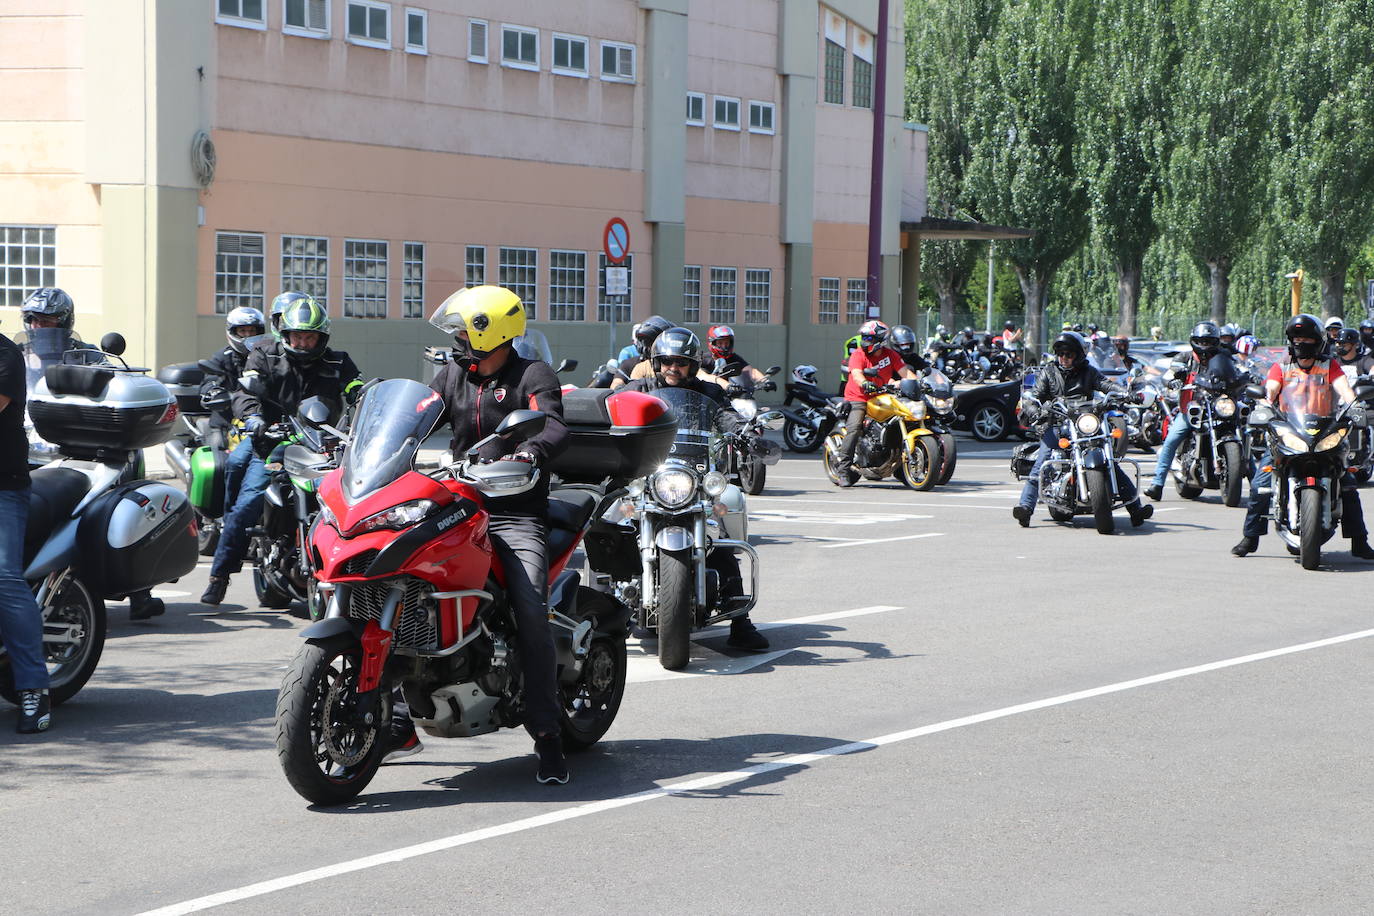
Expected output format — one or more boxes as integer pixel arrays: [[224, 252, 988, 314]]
[[498, 451, 538, 465], [861, 381, 879, 396], [244, 414, 265, 434], [761, 379, 777, 392]]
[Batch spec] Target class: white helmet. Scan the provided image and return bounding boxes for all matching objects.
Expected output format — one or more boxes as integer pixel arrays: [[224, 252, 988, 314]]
[[225, 306, 267, 356], [1325, 316, 1344, 330], [792, 364, 819, 385]]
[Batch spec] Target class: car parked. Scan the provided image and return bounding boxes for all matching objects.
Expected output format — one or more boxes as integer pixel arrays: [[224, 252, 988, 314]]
[[954, 377, 1025, 441]]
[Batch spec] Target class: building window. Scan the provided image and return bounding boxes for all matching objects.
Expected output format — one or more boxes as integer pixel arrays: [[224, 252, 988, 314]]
[[823, 40, 845, 104], [502, 24, 539, 70], [404, 7, 427, 54], [682, 265, 701, 324], [817, 277, 840, 324], [853, 57, 873, 109], [0, 226, 56, 310], [468, 19, 488, 62], [499, 247, 538, 319], [465, 245, 486, 287], [597, 253, 632, 324], [748, 101, 775, 134], [847, 278, 868, 324], [713, 96, 741, 130], [343, 239, 388, 318], [601, 41, 635, 82], [402, 242, 425, 318], [217, 0, 266, 29], [215, 232, 265, 315], [281, 235, 329, 307], [552, 33, 589, 76], [686, 92, 705, 126], [547, 250, 587, 322], [346, 0, 390, 48], [284, 0, 329, 37], [709, 267, 737, 324], [744, 269, 771, 324]]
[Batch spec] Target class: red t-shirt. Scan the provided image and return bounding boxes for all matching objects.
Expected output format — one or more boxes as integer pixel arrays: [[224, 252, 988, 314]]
[[844, 346, 904, 401]]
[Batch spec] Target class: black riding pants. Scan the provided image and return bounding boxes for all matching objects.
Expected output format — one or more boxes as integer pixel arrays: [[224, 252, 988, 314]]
[[488, 514, 560, 739]]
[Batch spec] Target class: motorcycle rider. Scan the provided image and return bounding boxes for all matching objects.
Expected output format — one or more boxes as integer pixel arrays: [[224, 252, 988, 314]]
[[611, 315, 675, 389], [889, 325, 930, 373], [1013, 332, 1153, 527], [1334, 327, 1374, 379], [1143, 322, 1223, 502], [200, 307, 267, 448], [419, 284, 574, 784], [706, 324, 775, 391], [200, 296, 362, 606], [833, 320, 921, 487], [1359, 319, 1374, 355], [1233, 313, 1373, 558], [1112, 334, 1141, 372], [1218, 324, 1241, 355], [622, 328, 771, 653]]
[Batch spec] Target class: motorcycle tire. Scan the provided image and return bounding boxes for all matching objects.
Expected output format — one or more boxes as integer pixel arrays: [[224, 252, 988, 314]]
[[196, 513, 219, 557], [0, 574, 105, 707], [1358, 466, 1373, 485], [821, 435, 851, 487], [656, 548, 693, 671], [740, 456, 766, 495], [783, 419, 823, 453], [254, 564, 294, 610], [1299, 486, 1323, 571], [1048, 506, 1075, 522], [898, 436, 941, 491], [559, 592, 627, 750], [1173, 473, 1203, 500], [275, 640, 387, 805], [1085, 467, 1115, 535], [1220, 441, 1244, 508], [937, 433, 958, 485]]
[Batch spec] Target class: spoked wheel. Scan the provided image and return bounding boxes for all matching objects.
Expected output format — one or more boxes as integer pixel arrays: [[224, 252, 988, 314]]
[[1298, 486, 1323, 571], [821, 435, 851, 486], [655, 549, 693, 671], [559, 597, 627, 749], [1085, 467, 1115, 534], [937, 433, 958, 485], [0, 573, 106, 707], [783, 418, 823, 453], [276, 640, 388, 805], [739, 456, 767, 495], [898, 436, 941, 491]]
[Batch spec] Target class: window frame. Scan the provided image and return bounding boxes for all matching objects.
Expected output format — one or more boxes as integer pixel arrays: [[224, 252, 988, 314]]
[[498, 247, 538, 320], [748, 100, 775, 135], [501, 24, 540, 71], [682, 265, 702, 324], [468, 18, 489, 63], [465, 245, 486, 287], [600, 40, 635, 82], [216, 0, 267, 30], [280, 234, 330, 308], [404, 7, 427, 54], [345, 0, 391, 49], [282, 0, 330, 39], [0, 225, 57, 311], [342, 238, 390, 319], [817, 276, 841, 325], [823, 39, 845, 104], [686, 91, 706, 126], [708, 266, 738, 325], [551, 32, 590, 78], [549, 250, 588, 322], [713, 95, 741, 131], [852, 55, 873, 109], [846, 277, 868, 324], [214, 231, 266, 316], [744, 268, 772, 324]]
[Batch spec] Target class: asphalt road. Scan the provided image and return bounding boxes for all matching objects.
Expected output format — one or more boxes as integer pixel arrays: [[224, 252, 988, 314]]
[[6, 438, 1374, 915]]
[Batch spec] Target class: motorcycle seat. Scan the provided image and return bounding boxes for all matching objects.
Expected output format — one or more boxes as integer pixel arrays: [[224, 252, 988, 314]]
[[546, 488, 597, 559], [24, 467, 91, 566]]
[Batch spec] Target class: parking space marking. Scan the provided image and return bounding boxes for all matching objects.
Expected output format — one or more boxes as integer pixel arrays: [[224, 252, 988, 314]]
[[750, 496, 1011, 511], [749, 510, 932, 526], [820, 532, 944, 549], [140, 625, 1374, 916]]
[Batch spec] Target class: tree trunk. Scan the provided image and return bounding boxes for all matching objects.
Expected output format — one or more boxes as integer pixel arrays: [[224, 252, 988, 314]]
[[1013, 265, 1051, 361], [1116, 257, 1142, 337], [932, 284, 958, 330], [1207, 256, 1231, 324], [1319, 268, 1346, 321]]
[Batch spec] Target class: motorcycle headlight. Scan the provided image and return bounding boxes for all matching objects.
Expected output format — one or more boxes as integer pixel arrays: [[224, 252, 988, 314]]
[[1316, 428, 1349, 452], [1076, 413, 1101, 435], [344, 498, 437, 537], [318, 502, 337, 528], [650, 467, 698, 509], [928, 397, 953, 413], [1214, 396, 1236, 418], [702, 471, 728, 497], [902, 399, 927, 420], [1278, 430, 1310, 454]]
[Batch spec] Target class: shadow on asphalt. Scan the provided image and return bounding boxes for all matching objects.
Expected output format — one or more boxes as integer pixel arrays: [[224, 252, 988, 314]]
[[694, 621, 913, 669], [104, 601, 299, 638]]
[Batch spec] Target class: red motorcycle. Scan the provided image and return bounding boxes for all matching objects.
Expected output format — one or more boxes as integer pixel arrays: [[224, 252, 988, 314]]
[[275, 378, 633, 805]]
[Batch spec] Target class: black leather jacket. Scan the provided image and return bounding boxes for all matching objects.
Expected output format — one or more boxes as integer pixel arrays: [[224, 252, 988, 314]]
[[1025, 360, 1123, 425], [201, 346, 249, 429], [233, 342, 362, 424]]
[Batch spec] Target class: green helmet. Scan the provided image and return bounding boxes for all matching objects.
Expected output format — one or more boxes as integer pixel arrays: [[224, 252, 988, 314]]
[[278, 295, 331, 363], [269, 291, 312, 340]]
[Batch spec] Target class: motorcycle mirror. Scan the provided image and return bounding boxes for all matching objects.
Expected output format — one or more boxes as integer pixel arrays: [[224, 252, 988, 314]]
[[495, 408, 547, 442], [605, 358, 619, 370], [764, 365, 782, 376], [556, 358, 579, 374], [298, 396, 334, 429], [422, 345, 452, 366], [1244, 384, 1265, 401], [100, 332, 126, 356]]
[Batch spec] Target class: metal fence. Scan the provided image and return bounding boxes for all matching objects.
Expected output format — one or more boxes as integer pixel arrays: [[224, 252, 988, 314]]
[[913, 308, 1295, 350]]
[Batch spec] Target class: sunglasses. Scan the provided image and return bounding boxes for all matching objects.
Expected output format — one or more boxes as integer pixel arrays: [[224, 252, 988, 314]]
[[659, 357, 694, 368]]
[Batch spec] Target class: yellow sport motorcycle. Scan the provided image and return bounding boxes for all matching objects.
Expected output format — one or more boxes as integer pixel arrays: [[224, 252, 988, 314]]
[[822, 377, 947, 490]]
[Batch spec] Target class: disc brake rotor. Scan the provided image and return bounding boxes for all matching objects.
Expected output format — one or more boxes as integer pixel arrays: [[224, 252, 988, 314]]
[[321, 674, 375, 768]]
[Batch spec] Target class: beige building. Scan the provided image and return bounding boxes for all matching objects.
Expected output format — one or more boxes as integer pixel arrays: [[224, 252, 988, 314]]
[[1, 0, 929, 379]]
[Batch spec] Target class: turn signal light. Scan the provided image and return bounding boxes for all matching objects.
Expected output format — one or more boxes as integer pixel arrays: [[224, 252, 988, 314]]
[[1058, 438, 1071, 449], [1262, 465, 1273, 473], [1110, 428, 1124, 439]]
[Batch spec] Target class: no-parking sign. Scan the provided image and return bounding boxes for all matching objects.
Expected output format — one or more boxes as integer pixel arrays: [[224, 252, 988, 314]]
[[603, 218, 630, 265]]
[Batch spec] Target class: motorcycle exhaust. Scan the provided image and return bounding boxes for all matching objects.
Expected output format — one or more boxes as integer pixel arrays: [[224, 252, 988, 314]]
[[778, 408, 821, 430], [163, 441, 192, 480]]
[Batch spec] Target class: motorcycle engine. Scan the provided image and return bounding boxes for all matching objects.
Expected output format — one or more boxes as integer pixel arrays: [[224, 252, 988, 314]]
[[854, 424, 885, 467]]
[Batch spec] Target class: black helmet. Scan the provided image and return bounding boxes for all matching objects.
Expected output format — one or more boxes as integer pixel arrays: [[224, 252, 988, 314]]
[[1219, 323, 1240, 341], [1072, 323, 1084, 332], [1285, 313, 1325, 360], [1087, 323, 1099, 333], [1189, 321, 1221, 359], [1051, 331, 1087, 364], [650, 327, 702, 374], [634, 315, 675, 356], [889, 324, 918, 355], [1360, 319, 1374, 338], [1004, 320, 1016, 329], [21, 287, 76, 330], [1336, 327, 1361, 348]]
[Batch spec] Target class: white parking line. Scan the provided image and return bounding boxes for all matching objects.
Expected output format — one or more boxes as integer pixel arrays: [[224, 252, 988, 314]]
[[750, 496, 1012, 510], [820, 533, 944, 549], [139, 625, 1374, 916]]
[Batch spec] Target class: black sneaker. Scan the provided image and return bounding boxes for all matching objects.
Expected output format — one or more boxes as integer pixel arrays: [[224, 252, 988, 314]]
[[1012, 505, 1032, 528], [129, 593, 165, 620], [1231, 536, 1259, 557], [382, 722, 423, 764], [727, 616, 770, 652], [1128, 503, 1154, 527], [200, 576, 228, 606], [1144, 484, 1163, 502], [835, 469, 857, 488], [1352, 539, 1374, 560], [17, 689, 50, 734], [535, 735, 569, 785]]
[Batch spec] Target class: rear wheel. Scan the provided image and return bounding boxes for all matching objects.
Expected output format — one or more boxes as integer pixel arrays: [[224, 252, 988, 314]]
[[937, 433, 958, 485], [1220, 441, 1244, 508], [1086, 467, 1115, 534], [656, 549, 693, 671], [253, 540, 294, 609], [783, 418, 823, 453], [739, 456, 766, 495], [970, 403, 1009, 442], [196, 512, 220, 556], [275, 640, 387, 805], [0, 574, 105, 707], [560, 594, 627, 750], [898, 436, 941, 491], [1299, 486, 1323, 570]]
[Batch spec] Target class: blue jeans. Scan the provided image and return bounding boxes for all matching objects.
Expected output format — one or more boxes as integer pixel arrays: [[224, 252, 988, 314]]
[[1018, 429, 1140, 512], [1152, 410, 1191, 488], [0, 489, 48, 690], [1242, 451, 1367, 540], [210, 438, 271, 579]]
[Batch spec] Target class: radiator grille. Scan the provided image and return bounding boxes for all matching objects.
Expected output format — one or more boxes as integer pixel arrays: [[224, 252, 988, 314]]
[[341, 550, 378, 576], [347, 576, 439, 651]]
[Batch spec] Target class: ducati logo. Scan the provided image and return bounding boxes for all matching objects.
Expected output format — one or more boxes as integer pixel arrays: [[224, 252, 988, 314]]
[[494, 388, 507, 403]]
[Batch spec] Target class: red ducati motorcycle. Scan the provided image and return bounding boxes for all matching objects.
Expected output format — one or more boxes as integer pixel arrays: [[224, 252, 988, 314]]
[[275, 378, 631, 805]]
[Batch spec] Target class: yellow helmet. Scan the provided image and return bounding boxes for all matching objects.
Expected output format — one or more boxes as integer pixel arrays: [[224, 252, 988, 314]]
[[429, 285, 527, 355]]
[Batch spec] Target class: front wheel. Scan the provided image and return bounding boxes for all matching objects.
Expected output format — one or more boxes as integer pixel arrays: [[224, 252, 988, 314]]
[[655, 549, 693, 671], [1085, 467, 1115, 534], [275, 640, 387, 805], [1220, 441, 1244, 508], [196, 512, 220, 556], [898, 436, 941, 491], [739, 456, 766, 495], [783, 418, 823, 453], [253, 542, 294, 610], [1299, 486, 1324, 571], [0, 574, 106, 707], [821, 434, 849, 486], [937, 433, 958, 485]]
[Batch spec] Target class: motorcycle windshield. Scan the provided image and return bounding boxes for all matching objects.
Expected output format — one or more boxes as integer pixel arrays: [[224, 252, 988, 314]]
[[654, 386, 724, 464], [1197, 353, 1242, 393], [923, 369, 953, 398], [1277, 370, 1337, 431], [339, 378, 445, 502], [20, 328, 76, 389], [1088, 341, 1127, 377]]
